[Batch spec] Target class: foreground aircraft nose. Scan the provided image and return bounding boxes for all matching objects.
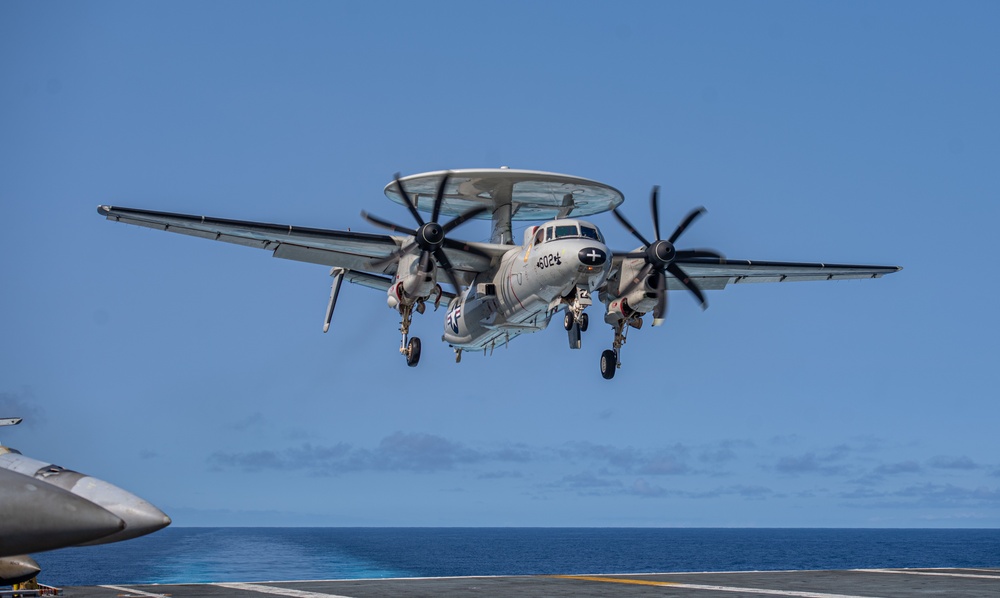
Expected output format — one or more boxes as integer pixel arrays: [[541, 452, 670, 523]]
[[0, 468, 125, 557], [0, 451, 171, 545], [73, 476, 172, 545], [0, 555, 41, 585]]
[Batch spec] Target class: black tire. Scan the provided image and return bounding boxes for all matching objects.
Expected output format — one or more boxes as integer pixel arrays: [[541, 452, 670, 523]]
[[578, 313, 589, 332], [406, 337, 422, 367], [600, 349, 616, 379], [563, 312, 574, 330]]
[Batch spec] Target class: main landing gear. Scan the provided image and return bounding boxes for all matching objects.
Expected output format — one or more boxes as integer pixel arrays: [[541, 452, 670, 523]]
[[398, 301, 427, 367], [600, 315, 642, 379], [600, 349, 617, 380]]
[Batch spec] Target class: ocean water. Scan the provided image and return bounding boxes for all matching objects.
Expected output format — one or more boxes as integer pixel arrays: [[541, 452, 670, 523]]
[[33, 528, 1000, 587]]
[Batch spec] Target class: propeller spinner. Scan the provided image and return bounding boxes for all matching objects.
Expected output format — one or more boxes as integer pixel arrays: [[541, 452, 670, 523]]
[[613, 186, 723, 325]]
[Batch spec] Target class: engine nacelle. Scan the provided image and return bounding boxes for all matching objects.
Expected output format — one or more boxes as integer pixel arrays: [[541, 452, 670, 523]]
[[605, 294, 655, 325], [387, 254, 439, 308], [387, 279, 442, 309], [604, 264, 658, 324]]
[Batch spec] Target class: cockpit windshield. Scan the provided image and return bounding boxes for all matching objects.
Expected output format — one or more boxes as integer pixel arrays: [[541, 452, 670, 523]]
[[580, 225, 603, 242], [555, 225, 578, 239], [536, 223, 605, 244]]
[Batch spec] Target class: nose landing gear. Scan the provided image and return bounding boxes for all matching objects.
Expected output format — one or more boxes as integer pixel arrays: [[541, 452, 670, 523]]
[[564, 286, 593, 350]]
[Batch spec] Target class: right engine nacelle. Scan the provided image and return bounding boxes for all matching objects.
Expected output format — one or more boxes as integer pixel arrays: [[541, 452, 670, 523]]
[[603, 272, 658, 324]]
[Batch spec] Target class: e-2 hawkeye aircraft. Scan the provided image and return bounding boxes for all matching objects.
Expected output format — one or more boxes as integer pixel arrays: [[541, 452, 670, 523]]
[[98, 168, 901, 379]]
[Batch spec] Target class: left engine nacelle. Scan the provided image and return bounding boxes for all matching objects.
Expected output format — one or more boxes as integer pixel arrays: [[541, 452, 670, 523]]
[[387, 254, 439, 308]]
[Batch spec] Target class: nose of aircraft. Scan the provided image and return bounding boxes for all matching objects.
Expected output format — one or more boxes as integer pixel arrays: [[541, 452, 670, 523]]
[[0, 468, 125, 557], [71, 476, 172, 545], [577, 246, 608, 267], [0, 555, 41, 585]]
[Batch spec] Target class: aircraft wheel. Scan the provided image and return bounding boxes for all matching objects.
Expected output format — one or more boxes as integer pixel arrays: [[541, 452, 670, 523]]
[[578, 313, 589, 332], [600, 349, 616, 380], [563, 312, 574, 330], [406, 337, 422, 367]]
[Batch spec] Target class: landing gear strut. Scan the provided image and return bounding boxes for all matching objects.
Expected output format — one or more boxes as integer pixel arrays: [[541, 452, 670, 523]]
[[565, 286, 593, 349], [600, 315, 641, 379], [399, 303, 421, 367]]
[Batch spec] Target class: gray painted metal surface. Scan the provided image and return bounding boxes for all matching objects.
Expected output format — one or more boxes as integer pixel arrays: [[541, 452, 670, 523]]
[[0, 448, 171, 545], [58, 569, 1000, 598], [0, 555, 40, 585], [0, 468, 124, 557]]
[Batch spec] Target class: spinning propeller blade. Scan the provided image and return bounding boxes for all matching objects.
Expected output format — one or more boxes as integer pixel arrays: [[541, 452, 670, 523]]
[[612, 185, 721, 323], [362, 171, 484, 293]]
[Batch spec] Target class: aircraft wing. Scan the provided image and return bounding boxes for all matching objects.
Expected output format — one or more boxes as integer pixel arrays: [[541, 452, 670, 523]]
[[661, 258, 902, 291], [339, 269, 457, 300], [96, 205, 495, 277]]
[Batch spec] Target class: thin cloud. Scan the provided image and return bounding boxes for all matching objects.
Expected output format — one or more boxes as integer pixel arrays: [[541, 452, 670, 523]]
[[477, 470, 524, 480], [928, 455, 979, 470], [549, 471, 625, 496], [638, 452, 690, 475], [840, 483, 1000, 508], [207, 432, 528, 475], [629, 478, 667, 497], [698, 440, 754, 464], [227, 412, 266, 432], [873, 460, 922, 475], [559, 441, 693, 475], [685, 484, 775, 500], [774, 452, 849, 476]]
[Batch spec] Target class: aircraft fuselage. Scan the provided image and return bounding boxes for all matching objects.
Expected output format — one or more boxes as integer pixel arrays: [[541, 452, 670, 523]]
[[443, 219, 611, 351]]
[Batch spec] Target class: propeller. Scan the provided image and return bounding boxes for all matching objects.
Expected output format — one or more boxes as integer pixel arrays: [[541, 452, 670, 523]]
[[362, 171, 489, 294], [612, 186, 723, 325]]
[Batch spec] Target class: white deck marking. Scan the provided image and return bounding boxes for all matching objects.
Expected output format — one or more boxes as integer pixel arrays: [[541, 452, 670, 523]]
[[99, 585, 171, 598], [862, 568, 1000, 580], [558, 575, 885, 598], [212, 582, 354, 598]]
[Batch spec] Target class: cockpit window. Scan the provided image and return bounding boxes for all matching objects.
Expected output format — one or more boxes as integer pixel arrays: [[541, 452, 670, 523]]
[[545, 226, 554, 241], [534, 228, 545, 245], [555, 225, 579, 239], [580, 225, 602, 242]]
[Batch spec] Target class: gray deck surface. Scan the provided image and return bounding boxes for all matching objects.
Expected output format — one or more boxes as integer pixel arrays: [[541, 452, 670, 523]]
[[61, 568, 1000, 598]]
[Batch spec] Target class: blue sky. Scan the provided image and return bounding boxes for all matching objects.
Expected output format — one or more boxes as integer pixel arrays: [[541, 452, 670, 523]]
[[1, 1, 998, 527]]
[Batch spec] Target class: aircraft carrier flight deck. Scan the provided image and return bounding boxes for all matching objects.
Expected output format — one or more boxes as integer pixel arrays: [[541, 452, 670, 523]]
[[58, 567, 1000, 598]]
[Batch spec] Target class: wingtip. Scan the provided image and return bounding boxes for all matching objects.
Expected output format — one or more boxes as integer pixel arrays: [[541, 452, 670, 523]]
[[97, 205, 111, 216]]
